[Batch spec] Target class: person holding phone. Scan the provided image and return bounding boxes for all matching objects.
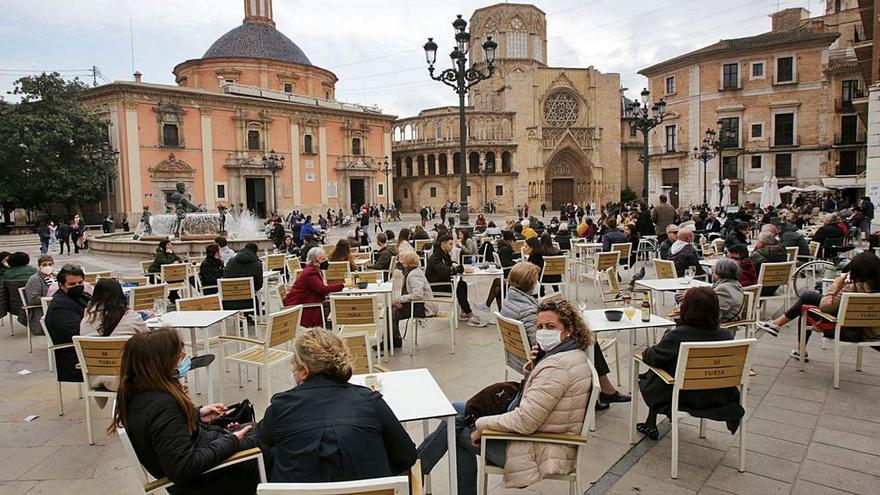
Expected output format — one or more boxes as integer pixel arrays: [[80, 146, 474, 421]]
[[111, 328, 261, 495]]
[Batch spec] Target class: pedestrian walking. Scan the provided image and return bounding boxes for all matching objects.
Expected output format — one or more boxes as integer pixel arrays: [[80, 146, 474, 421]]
[[56, 221, 72, 255]]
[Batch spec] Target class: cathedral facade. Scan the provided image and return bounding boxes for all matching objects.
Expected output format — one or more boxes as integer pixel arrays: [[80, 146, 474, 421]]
[[391, 3, 621, 212]]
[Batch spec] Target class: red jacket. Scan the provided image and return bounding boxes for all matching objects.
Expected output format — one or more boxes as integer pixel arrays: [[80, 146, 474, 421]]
[[283, 265, 343, 327], [736, 258, 758, 287]]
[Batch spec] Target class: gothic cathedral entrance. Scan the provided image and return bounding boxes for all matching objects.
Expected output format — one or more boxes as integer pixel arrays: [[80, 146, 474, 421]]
[[551, 179, 575, 205], [545, 147, 592, 207]]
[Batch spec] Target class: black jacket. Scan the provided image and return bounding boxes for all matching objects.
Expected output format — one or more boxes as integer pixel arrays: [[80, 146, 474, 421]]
[[640, 325, 743, 429], [224, 248, 263, 310], [750, 244, 788, 296], [555, 234, 572, 251], [425, 248, 463, 293], [199, 258, 225, 294], [670, 244, 705, 277], [272, 224, 286, 249], [255, 374, 416, 482], [724, 231, 748, 251], [812, 223, 846, 254], [149, 248, 184, 274], [601, 228, 628, 252], [496, 243, 516, 275], [45, 289, 91, 382], [300, 240, 319, 263], [703, 218, 721, 233], [125, 390, 259, 495], [636, 210, 654, 236], [780, 224, 809, 256], [56, 223, 72, 239]]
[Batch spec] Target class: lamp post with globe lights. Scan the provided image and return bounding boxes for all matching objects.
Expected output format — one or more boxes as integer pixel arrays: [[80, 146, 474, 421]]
[[423, 14, 497, 230], [624, 88, 667, 204], [692, 138, 716, 207], [262, 149, 285, 215], [381, 155, 392, 210]]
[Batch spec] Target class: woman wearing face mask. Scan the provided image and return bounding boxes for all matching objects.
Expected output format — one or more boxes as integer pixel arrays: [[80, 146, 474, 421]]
[[110, 329, 261, 495], [198, 244, 225, 295], [283, 247, 353, 328], [254, 328, 416, 481], [418, 299, 593, 493], [44, 265, 90, 385], [24, 255, 55, 335]]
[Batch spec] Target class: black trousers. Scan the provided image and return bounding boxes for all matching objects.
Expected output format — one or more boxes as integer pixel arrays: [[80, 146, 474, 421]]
[[393, 302, 426, 341], [436, 281, 472, 315], [58, 237, 71, 254]]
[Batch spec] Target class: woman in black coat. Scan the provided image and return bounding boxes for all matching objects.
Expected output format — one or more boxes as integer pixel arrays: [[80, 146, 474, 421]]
[[111, 329, 260, 495], [256, 329, 416, 482], [637, 287, 741, 440], [199, 244, 225, 295], [45, 266, 90, 383]]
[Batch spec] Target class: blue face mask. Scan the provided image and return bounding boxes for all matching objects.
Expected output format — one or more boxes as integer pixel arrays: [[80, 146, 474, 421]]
[[175, 355, 191, 379]]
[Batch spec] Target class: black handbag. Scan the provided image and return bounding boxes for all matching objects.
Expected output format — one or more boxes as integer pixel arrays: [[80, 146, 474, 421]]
[[210, 399, 255, 429], [463, 381, 522, 428]]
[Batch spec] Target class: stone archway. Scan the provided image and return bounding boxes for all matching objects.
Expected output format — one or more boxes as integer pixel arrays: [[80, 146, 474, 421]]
[[544, 146, 592, 207]]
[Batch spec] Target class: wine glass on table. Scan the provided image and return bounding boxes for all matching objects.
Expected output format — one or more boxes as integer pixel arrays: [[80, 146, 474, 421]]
[[684, 266, 696, 285]]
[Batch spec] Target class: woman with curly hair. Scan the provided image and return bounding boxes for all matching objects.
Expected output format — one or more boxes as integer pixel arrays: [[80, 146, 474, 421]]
[[255, 328, 416, 482], [418, 299, 594, 492], [328, 238, 357, 272]]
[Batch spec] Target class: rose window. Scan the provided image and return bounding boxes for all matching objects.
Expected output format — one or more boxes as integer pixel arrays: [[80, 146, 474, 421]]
[[544, 92, 579, 128]]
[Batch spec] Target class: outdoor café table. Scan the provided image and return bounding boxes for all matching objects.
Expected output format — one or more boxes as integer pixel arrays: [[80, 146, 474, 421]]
[[341, 281, 395, 360], [636, 277, 713, 312], [146, 310, 238, 404], [581, 309, 676, 385], [457, 265, 505, 306], [349, 368, 458, 495]]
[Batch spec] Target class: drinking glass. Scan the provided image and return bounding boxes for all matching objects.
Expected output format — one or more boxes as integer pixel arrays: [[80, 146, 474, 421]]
[[152, 298, 166, 316], [684, 266, 696, 284], [624, 305, 636, 321]]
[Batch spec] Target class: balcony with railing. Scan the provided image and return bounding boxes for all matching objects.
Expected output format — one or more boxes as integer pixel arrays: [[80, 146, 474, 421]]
[[837, 162, 867, 175], [833, 132, 867, 146], [835, 90, 865, 112]]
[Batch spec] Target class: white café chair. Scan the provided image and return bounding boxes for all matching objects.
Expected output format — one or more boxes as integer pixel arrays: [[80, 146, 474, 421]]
[[256, 477, 410, 495], [330, 294, 383, 360], [73, 335, 130, 445], [17, 286, 41, 353], [42, 316, 82, 416], [756, 261, 796, 318], [629, 339, 757, 479]]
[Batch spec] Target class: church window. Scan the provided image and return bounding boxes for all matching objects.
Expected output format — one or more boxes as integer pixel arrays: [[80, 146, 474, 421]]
[[283, 82, 293, 93], [352, 137, 362, 155], [303, 134, 313, 154], [533, 36, 542, 62], [247, 130, 261, 150], [495, 185, 504, 196], [506, 18, 528, 58], [544, 91, 579, 128], [162, 124, 180, 148]]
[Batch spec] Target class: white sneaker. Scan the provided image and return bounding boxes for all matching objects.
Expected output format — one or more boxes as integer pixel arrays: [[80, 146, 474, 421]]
[[756, 320, 781, 337], [466, 316, 488, 327], [789, 349, 809, 362]]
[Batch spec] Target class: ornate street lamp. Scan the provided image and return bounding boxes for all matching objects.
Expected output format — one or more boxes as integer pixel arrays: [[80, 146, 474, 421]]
[[624, 88, 667, 204], [262, 149, 285, 215], [381, 155, 392, 210], [703, 123, 737, 207], [692, 138, 717, 207], [424, 14, 497, 229], [90, 143, 120, 220]]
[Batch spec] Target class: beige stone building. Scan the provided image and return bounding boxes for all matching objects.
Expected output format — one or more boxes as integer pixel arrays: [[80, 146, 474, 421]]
[[391, 2, 621, 212], [638, 4, 872, 207]]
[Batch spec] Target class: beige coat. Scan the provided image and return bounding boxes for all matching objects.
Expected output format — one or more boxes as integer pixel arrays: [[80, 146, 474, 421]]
[[476, 348, 591, 488], [80, 310, 146, 391]]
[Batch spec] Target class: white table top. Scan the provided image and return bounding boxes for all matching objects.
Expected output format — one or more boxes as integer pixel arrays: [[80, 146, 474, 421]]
[[262, 270, 282, 278], [699, 258, 720, 267], [636, 278, 713, 291], [459, 267, 503, 277], [146, 310, 238, 329], [572, 242, 603, 248], [341, 281, 393, 294], [582, 309, 676, 333], [349, 368, 456, 422]]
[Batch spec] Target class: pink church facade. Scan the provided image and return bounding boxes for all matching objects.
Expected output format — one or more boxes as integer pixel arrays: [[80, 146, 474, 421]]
[[81, 0, 395, 220]]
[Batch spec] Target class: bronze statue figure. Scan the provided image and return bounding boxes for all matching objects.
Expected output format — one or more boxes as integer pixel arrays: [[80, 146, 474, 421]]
[[140, 206, 152, 235]]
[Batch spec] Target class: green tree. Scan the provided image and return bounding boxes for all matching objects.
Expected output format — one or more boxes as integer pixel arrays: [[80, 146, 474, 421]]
[[0, 72, 116, 215], [620, 186, 638, 205]]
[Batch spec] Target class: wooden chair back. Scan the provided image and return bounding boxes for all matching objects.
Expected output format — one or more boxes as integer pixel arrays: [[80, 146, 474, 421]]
[[675, 339, 755, 391], [255, 477, 410, 494], [330, 295, 379, 326], [140, 260, 153, 275], [130, 284, 168, 311], [701, 243, 713, 257], [355, 271, 383, 283], [653, 259, 676, 279], [286, 257, 302, 275], [290, 268, 304, 282], [324, 261, 351, 284], [414, 239, 432, 252], [837, 293, 880, 329], [541, 255, 567, 278], [712, 238, 725, 254], [176, 294, 222, 311], [808, 241, 820, 258], [41, 296, 52, 314], [322, 244, 336, 257], [353, 252, 371, 262], [602, 265, 620, 293], [72, 336, 129, 379], [218, 277, 256, 304], [757, 261, 795, 288], [785, 246, 798, 262], [264, 253, 286, 271], [84, 271, 113, 285], [121, 276, 149, 287], [611, 242, 631, 260], [495, 312, 531, 364], [742, 283, 762, 317], [343, 333, 375, 375], [595, 251, 620, 272], [160, 264, 187, 284], [267, 305, 303, 348]]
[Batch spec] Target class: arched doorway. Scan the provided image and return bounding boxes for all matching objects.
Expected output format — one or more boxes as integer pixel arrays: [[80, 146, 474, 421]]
[[544, 146, 592, 207]]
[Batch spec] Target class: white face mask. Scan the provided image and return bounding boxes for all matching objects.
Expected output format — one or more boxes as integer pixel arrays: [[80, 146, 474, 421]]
[[535, 329, 562, 352], [40, 265, 54, 275]]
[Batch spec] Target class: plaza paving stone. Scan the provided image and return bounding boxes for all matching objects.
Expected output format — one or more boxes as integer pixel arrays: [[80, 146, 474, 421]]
[[0, 218, 879, 494]]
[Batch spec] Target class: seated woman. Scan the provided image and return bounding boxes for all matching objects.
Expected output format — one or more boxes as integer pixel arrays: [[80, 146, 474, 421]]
[[396, 228, 414, 255], [418, 300, 592, 493], [110, 329, 260, 495], [474, 214, 487, 233], [284, 247, 353, 328], [329, 238, 357, 272], [636, 287, 740, 440], [80, 278, 147, 404], [391, 251, 437, 348], [255, 329, 416, 482], [484, 231, 516, 311], [457, 229, 478, 264], [198, 244, 225, 295], [623, 223, 640, 267], [539, 233, 561, 256], [711, 258, 744, 324], [555, 223, 572, 251], [500, 263, 629, 410], [281, 235, 298, 257], [756, 252, 880, 360], [147, 239, 184, 275]]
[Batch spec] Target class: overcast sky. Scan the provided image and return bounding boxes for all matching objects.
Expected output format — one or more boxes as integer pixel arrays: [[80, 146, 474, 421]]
[[1, 0, 821, 117]]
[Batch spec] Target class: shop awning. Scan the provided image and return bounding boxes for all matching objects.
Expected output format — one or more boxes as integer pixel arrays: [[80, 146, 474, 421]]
[[821, 177, 865, 189]]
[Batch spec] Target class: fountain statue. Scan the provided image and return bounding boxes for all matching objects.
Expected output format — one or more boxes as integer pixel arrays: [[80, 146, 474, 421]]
[[218, 204, 228, 236], [165, 203, 173, 214], [140, 206, 152, 236], [167, 182, 206, 236]]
